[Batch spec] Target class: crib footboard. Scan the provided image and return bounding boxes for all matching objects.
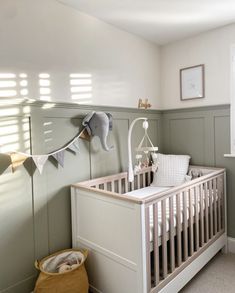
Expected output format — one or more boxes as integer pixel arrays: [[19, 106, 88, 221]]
[[71, 166, 227, 293], [71, 186, 149, 293], [144, 168, 227, 293]]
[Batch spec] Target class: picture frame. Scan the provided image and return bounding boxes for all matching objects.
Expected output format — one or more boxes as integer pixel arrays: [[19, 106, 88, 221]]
[[180, 64, 205, 100]]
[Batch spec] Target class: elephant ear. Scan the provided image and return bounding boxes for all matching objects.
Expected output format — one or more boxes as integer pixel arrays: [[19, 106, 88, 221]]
[[106, 113, 113, 131], [82, 111, 95, 135]]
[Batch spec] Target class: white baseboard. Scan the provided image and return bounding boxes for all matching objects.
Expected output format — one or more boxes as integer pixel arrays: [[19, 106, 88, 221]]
[[228, 237, 235, 253]]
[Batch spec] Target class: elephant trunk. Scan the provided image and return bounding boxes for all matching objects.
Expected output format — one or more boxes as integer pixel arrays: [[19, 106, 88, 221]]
[[100, 135, 113, 152]]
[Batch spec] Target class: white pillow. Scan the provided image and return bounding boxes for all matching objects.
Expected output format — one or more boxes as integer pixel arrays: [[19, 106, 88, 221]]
[[151, 153, 191, 187]]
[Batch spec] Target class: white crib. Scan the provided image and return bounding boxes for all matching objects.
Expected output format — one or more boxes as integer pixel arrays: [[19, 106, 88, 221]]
[[71, 166, 227, 293]]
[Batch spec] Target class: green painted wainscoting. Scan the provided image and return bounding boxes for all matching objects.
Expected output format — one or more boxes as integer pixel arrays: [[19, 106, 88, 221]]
[[0, 102, 233, 293], [162, 104, 234, 238], [0, 102, 162, 293]]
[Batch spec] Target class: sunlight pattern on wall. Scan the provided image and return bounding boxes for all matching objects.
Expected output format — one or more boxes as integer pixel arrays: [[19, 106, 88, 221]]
[[0, 72, 31, 154], [0, 73, 23, 105], [39, 73, 51, 101], [70, 73, 93, 104], [43, 120, 53, 153], [0, 72, 94, 105], [0, 116, 30, 154]]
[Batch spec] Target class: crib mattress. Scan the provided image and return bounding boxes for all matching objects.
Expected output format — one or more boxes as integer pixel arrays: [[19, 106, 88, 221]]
[[126, 186, 214, 241]]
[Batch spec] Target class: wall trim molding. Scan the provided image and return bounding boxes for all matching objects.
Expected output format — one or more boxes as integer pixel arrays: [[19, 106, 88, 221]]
[[162, 104, 230, 114], [22, 100, 162, 114], [9, 100, 230, 116], [228, 237, 235, 253]]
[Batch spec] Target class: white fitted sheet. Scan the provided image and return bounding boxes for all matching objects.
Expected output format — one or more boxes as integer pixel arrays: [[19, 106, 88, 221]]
[[126, 186, 215, 241]]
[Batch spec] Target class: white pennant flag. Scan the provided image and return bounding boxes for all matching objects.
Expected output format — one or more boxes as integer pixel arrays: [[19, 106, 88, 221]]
[[52, 150, 65, 167], [33, 155, 48, 174], [67, 139, 79, 154]]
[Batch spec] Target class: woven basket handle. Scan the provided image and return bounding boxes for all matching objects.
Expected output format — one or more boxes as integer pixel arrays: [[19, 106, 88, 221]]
[[35, 260, 40, 270]]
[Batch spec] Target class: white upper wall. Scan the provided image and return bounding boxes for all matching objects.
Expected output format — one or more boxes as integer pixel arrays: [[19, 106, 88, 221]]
[[0, 0, 161, 109], [59, 0, 235, 45], [160, 24, 235, 109]]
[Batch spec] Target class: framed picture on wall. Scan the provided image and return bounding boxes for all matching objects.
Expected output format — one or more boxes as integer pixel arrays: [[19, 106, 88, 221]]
[[180, 64, 205, 100]]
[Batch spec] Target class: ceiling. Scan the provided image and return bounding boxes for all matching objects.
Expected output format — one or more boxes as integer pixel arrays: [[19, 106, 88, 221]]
[[58, 0, 235, 45]]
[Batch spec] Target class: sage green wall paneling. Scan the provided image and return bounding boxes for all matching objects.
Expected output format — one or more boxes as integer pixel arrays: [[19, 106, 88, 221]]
[[30, 106, 92, 256], [1, 276, 37, 293], [162, 105, 235, 238], [2, 102, 233, 293], [0, 115, 35, 292], [0, 102, 161, 293], [168, 117, 205, 165], [214, 115, 235, 237], [43, 116, 90, 252]]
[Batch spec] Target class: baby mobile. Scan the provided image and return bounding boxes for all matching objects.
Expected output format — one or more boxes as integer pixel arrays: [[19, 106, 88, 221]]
[[2, 111, 113, 174], [128, 117, 158, 182]]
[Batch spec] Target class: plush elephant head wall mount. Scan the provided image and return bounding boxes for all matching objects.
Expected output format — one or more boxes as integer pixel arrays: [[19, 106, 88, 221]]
[[82, 111, 114, 152]]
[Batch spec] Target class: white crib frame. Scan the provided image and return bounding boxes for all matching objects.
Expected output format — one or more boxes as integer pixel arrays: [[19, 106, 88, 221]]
[[71, 166, 227, 293]]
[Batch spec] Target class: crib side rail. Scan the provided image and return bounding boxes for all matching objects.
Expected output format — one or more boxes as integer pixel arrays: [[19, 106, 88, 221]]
[[144, 170, 226, 292], [73, 167, 153, 195]]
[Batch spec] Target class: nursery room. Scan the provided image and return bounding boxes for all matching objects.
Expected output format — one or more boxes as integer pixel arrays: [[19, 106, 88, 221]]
[[1, 0, 235, 292]]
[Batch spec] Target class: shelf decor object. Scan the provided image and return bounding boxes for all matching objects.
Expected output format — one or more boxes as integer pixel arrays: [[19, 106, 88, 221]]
[[138, 98, 151, 109], [180, 64, 205, 100]]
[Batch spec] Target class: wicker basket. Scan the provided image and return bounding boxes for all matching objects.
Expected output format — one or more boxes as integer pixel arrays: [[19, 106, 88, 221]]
[[34, 249, 89, 293]]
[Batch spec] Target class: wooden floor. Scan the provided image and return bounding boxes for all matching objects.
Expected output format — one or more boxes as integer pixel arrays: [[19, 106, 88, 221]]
[[181, 252, 235, 292]]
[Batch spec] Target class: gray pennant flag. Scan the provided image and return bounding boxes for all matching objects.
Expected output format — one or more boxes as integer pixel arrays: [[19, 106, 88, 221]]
[[52, 150, 65, 167], [67, 139, 79, 154]]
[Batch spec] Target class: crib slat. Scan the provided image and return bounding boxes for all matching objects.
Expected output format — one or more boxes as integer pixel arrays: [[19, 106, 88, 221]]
[[218, 176, 223, 231], [131, 180, 134, 191], [148, 171, 151, 186], [145, 207, 151, 292], [118, 179, 122, 194], [162, 199, 168, 279], [104, 182, 108, 191], [169, 196, 175, 272], [137, 174, 140, 189], [209, 180, 213, 238], [204, 182, 209, 243], [220, 175, 225, 230], [153, 203, 159, 286], [213, 178, 217, 234], [189, 188, 194, 256], [111, 180, 115, 192], [176, 193, 182, 267], [183, 191, 188, 261], [143, 173, 146, 187], [194, 186, 199, 251], [125, 178, 129, 193], [200, 184, 204, 247]]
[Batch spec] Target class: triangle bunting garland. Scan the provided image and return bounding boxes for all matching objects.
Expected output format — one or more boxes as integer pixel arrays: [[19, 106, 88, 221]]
[[1, 126, 92, 175], [33, 155, 48, 174], [67, 138, 80, 154], [52, 150, 65, 167]]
